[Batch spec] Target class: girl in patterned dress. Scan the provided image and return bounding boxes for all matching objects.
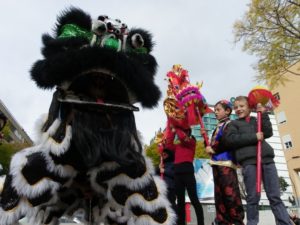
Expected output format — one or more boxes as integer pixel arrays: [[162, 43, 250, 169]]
[[205, 100, 244, 225]]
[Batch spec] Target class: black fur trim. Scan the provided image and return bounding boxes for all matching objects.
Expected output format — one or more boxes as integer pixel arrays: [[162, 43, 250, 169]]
[[70, 109, 145, 168], [28, 189, 52, 207], [96, 167, 123, 183], [31, 47, 160, 108], [22, 152, 69, 185], [111, 180, 158, 205], [41, 34, 89, 58], [0, 175, 20, 211], [127, 28, 155, 52], [95, 162, 146, 184], [131, 206, 168, 223]]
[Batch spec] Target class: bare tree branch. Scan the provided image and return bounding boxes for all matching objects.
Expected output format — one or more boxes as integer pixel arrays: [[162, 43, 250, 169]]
[[287, 0, 300, 7], [281, 14, 300, 38]]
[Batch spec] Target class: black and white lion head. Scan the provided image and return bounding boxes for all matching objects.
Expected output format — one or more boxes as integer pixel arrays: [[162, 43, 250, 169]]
[[31, 7, 161, 168], [31, 7, 160, 110]]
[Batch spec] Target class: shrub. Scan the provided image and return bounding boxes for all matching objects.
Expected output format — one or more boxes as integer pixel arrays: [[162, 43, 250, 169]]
[[0, 142, 30, 175]]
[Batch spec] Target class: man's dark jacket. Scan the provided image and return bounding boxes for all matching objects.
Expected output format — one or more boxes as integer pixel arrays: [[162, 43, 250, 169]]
[[223, 113, 275, 166]]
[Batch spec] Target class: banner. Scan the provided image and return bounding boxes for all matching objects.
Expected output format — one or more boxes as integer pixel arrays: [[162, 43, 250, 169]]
[[193, 158, 214, 200]]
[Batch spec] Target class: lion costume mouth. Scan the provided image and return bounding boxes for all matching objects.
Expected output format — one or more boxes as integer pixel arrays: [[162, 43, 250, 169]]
[[57, 69, 139, 111]]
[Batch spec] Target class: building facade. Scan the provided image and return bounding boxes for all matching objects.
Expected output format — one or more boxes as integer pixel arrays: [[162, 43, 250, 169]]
[[272, 61, 300, 207], [192, 110, 293, 206], [0, 99, 32, 145]]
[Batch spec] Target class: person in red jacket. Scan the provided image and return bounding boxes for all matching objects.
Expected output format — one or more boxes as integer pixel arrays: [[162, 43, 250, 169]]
[[165, 124, 204, 225]]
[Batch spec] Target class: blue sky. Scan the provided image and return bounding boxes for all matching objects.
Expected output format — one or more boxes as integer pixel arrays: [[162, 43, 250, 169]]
[[0, 0, 259, 144]]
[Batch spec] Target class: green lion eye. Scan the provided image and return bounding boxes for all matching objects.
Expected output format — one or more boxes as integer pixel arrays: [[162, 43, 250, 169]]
[[58, 24, 93, 41], [103, 38, 120, 51]]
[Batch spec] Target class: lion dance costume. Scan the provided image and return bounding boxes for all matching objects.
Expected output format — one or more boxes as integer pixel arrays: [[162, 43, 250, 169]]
[[0, 8, 176, 225]]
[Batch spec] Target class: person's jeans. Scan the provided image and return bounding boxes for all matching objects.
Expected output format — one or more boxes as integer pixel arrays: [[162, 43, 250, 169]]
[[242, 163, 292, 225]]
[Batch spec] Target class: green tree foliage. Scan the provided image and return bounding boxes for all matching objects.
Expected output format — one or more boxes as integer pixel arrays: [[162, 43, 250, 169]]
[[233, 0, 300, 88], [145, 143, 161, 167], [1, 122, 11, 141], [278, 176, 289, 193], [145, 140, 210, 167], [195, 141, 210, 159], [0, 142, 29, 175]]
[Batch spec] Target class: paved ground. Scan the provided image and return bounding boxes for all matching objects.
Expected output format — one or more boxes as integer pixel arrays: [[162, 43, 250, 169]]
[[19, 205, 300, 225], [188, 204, 300, 225], [19, 213, 275, 225]]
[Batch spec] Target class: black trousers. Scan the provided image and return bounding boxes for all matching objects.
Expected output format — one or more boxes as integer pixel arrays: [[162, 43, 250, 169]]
[[167, 188, 177, 214], [175, 171, 204, 225]]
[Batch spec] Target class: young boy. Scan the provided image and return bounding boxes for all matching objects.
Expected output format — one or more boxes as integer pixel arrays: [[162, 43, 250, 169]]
[[224, 96, 291, 225]]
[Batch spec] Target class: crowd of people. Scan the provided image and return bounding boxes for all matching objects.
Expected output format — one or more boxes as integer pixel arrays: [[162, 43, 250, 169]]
[[158, 96, 295, 225]]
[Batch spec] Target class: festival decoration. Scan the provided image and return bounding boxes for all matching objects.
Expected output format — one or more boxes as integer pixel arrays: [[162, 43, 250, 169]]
[[248, 86, 280, 110], [0, 8, 176, 225], [248, 86, 280, 193], [164, 65, 211, 146]]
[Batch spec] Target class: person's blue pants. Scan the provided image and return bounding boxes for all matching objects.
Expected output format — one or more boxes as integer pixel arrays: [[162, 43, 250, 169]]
[[242, 163, 292, 225]]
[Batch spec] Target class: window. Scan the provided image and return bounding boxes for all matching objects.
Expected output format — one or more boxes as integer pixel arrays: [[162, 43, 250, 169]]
[[277, 111, 287, 124], [285, 142, 293, 149], [282, 134, 293, 149], [210, 118, 217, 125]]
